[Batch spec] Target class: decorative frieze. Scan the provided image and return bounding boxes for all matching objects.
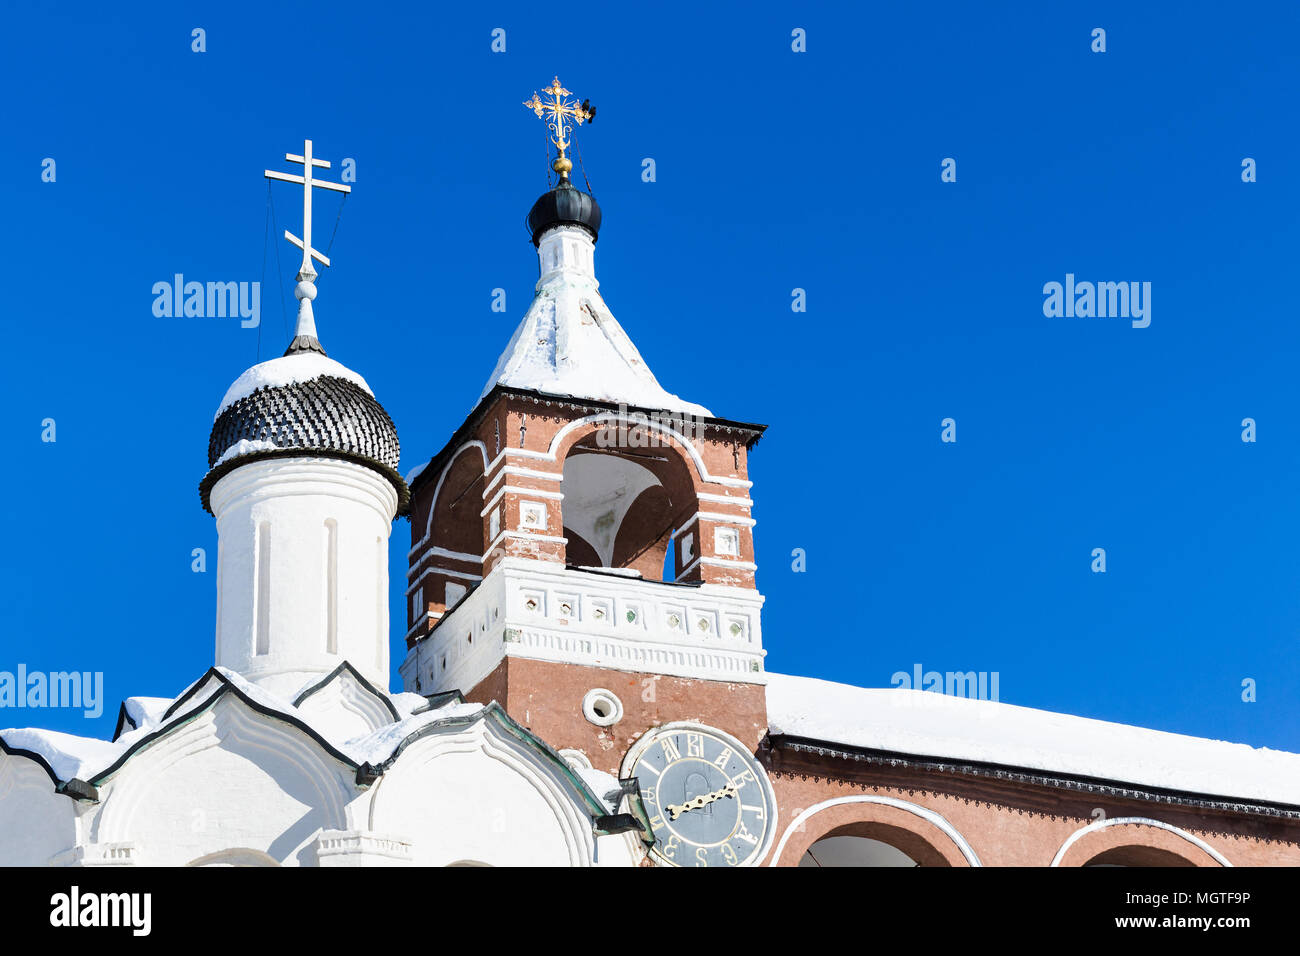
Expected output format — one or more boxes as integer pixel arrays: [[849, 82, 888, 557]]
[[401, 558, 766, 696]]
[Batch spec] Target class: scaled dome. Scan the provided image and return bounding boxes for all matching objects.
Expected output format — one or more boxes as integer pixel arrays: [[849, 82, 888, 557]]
[[199, 352, 407, 513]]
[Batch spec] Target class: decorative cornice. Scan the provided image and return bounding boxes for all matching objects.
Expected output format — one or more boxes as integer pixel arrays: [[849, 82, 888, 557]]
[[406, 384, 766, 500], [768, 735, 1300, 821]]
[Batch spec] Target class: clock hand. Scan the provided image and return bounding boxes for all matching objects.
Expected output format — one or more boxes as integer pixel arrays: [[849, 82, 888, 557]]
[[666, 783, 738, 820]]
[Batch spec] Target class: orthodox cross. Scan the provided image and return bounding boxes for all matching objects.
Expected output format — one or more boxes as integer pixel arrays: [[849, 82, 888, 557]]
[[264, 139, 352, 354], [523, 77, 594, 179], [264, 139, 351, 283]]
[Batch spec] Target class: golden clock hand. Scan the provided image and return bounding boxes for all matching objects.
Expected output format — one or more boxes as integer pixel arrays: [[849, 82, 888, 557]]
[[665, 783, 739, 820]]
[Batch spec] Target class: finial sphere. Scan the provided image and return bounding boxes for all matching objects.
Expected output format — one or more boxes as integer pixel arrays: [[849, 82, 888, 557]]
[[295, 280, 318, 301], [552, 156, 573, 174]]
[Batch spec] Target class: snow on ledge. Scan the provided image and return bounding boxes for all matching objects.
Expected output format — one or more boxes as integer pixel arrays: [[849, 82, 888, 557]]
[[213, 438, 280, 467], [576, 766, 624, 812], [216, 353, 374, 421], [765, 673, 1300, 808], [577, 566, 642, 578]]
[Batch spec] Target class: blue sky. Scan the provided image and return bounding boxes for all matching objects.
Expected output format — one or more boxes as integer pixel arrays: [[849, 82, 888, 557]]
[[2, 1, 1298, 754]]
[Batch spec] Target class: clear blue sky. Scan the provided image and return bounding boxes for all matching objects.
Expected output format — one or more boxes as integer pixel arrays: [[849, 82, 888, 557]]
[[2, 1, 1298, 755]]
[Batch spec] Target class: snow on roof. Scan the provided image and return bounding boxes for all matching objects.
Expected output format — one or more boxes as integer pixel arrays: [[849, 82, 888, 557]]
[[0, 667, 479, 786], [480, 272, 713, 419], [575, 766, 624, 813], [121, 696, 173, 730], [164, 667, 483, 768], [340, 702, 486, 767], [765, 673, 1300, 808], [390, 690, 436, 719], [216, 352, 373, 421], [0, 727, 125, 782]]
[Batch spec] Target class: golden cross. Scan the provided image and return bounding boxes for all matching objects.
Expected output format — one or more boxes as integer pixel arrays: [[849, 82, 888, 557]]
[[524, 77, 593, 167]]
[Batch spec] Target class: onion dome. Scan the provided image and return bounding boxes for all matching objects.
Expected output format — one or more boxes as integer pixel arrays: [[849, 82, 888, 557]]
[[527, 179, 601, 246], [199, 351, 407, 514]]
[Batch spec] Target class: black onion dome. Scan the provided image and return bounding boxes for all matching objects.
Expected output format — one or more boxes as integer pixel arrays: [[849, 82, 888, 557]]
[[199, 374, 408, 515], [528, 180, 602, 246]]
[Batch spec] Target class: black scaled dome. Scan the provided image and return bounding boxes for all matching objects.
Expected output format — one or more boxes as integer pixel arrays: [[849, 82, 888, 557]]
[[199, 355, 407, 514], [528, 179, 602, 246]]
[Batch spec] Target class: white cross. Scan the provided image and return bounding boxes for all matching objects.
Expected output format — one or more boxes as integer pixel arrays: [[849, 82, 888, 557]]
[[265, 139, 351, 280]]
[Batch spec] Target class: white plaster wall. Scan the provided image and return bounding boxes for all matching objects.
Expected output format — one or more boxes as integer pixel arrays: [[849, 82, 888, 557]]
[[91, 695, 355, 866], [210, 457, 398, 694], [538, 224, 597, 283], [0, 757, 77, 865], [296, 670, 396, 743], [367, 722, 609, 866]]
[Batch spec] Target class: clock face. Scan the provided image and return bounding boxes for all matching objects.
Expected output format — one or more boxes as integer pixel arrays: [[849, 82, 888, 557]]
[[625, 723, 777, 867]]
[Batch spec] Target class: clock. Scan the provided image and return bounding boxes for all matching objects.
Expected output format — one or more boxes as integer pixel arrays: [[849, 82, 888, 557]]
[[623, 722, 777, 867]]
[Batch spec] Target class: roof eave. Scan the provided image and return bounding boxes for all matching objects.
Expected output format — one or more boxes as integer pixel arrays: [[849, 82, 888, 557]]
[[768, 733, 1300, 820]]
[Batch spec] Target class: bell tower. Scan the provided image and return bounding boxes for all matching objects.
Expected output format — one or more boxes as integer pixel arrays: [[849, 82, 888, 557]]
[[400, 80, 768, 776]]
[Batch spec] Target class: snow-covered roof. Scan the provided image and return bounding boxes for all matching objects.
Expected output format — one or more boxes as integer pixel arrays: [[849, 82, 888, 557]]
[[479, 239, 712, 419], [5, 667, 464, 786], [216, 352, 373, 421], [765, 673, 1300, 808], [0, 727, 123, 783], [0, 664, 641, 835]]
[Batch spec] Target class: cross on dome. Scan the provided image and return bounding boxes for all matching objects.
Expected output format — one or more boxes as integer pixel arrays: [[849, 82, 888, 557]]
[[264, 139, 352, 355], [524, 77, 594, 179]]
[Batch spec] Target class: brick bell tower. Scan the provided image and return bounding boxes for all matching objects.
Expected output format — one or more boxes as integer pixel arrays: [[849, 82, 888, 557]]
[[400, 79, 768, 779]]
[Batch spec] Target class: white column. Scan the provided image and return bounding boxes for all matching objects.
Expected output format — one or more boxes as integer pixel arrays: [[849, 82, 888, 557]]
[[210, 457, 398, 698], [537, 225, 598, 285]]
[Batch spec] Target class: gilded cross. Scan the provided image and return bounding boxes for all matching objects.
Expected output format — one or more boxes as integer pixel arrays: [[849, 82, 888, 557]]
[[524, 77, 594, 168]]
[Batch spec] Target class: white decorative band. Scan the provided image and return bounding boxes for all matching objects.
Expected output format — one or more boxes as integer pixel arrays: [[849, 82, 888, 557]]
[[480, 485, 565, 518]]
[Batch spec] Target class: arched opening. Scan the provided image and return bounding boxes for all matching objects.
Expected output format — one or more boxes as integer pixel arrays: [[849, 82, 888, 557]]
[[661, 531, 677, 582], [774, 798, 977, 867], [1082, 845, 1196, 867], [187, 847, 282, 867], [560, 430, 697, 583], [1051, 818, 1228, 867], [795, 821, 951, 867], [799, 835, 918, 867]]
